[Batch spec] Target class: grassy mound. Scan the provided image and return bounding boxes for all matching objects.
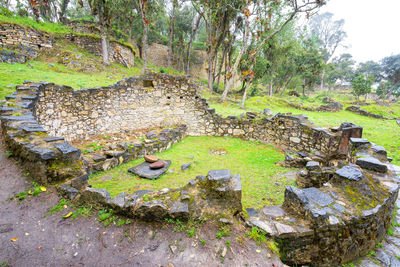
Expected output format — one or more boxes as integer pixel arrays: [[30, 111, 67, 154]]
[[89, 136, 293, 209]]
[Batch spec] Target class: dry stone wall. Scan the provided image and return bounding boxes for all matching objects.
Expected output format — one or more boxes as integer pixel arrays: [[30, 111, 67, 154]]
[[0, 22, 53, 49], [35, 74, 212, 140], [34, 73, 345, 157], [66, 34, 135, 67], [0, 21, 135, 67]]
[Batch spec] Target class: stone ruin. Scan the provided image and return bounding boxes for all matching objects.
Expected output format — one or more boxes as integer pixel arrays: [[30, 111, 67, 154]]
[[1, 73, 399, 266]]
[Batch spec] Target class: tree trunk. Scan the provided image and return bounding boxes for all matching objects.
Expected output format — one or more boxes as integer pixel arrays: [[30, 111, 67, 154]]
[[221, 15, 250, 102], [185, 14, 201, 75], [167, 0, 177, 68], [59, 0, 70, 22], [141, 22, 148, 74], [302, 79, 306, 96], [269, 78, 273, 96], [241, 79, 252, 108], [100, 24, 110, 65], [320, 70, 325, 91]]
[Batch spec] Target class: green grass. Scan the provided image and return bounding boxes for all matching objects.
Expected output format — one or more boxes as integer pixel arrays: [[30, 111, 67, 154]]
[[90, 136, 293, 208], [206, 95, 400, 165], [0, 60, 141, 99], [0, 14, 72, 34]]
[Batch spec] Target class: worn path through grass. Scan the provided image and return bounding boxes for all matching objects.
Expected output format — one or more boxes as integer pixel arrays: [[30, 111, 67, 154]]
[[90, 136, 293, 209]]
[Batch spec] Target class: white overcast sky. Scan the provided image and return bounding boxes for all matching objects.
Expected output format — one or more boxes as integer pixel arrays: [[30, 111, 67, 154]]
[[319, 0, 400, 63]]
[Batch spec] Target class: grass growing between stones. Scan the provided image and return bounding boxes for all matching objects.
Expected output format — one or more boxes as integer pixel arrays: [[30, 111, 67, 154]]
[[89, 136, 293, 209]]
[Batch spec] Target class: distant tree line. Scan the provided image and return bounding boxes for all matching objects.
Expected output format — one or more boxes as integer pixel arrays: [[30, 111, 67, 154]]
[[1, 1, 399, 102]]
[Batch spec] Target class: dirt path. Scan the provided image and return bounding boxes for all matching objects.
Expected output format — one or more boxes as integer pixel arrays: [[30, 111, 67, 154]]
[[0, 132, 284, 267]]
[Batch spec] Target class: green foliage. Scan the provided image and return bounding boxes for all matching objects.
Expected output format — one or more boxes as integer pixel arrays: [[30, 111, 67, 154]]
[[225, 240, 231, 248], [351, 74, 373, 99], [48, 198, 71, 215], [200, 239, 206, 245], [164, 217, 207, 238], [216, 224, 231, 239], [246, 227, 266, 245], [9, 182, 45, 201], [117, 219, 131, 226], [98, 209, 116, 227], [5, 150, 13, 158]]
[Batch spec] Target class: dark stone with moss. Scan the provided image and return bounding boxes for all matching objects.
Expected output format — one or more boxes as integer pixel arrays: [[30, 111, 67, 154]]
[[58, 184, 79, 200], [306, 161, 320, 171], [133, 200, 168, 221], [207, 169, 231, 182], [335, 165, 364, 181], [356, 156, 388, 173], [70, 174, 89, 190], [54, 142, 81, 160], [43, 136, 64, 142], [92, 154, 106, 162], [181, 163, 191, 170], [78, 187, 111, 208], [30, 147, 55, 160], [169, 201, 189, 220]]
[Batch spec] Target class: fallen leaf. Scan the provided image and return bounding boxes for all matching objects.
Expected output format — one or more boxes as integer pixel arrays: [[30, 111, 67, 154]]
[[40, 186, 47, 192], [11, 238, 18, 242], [63, 212, 73, 219], [37, 246, 42, 250]]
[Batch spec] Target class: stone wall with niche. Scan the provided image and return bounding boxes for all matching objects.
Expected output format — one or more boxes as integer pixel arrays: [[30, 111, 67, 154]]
[[35, 73, 355, 158], [35, 73, 213, 141]]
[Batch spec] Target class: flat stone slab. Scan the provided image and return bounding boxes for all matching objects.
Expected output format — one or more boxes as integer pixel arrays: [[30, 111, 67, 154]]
[[306, 161, 320, 171], [335, 165, 364, 181], [356, 156, 388, 173], [303, 187, 334, 207], [207, 169, 231, 181], [261, 205, 286, 218], [128, 160, 171, 179]]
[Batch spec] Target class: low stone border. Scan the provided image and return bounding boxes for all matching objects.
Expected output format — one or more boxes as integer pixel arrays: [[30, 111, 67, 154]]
[[285, 99, 343, 112], [346, 105, 399, 120], [1, 74, 399, 266], [82, 125, 187, 173]]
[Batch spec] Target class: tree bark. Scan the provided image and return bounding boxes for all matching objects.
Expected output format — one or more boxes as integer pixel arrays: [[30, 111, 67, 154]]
[[99, 11, 110, 65], [241, 79, 252, 108], [269, 78, 273, 96], [167, 0, 177, 68], [141, 22, 148, 74], [320, 70, 325, 91], [221, 14, 250, 102], [185, 14, 201, 75]]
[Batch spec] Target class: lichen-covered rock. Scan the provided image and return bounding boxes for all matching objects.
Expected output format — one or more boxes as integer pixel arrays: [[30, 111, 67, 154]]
[[132, 200, 168, 221], [335, 165, 364, 181], [169, 201, 189, 220], [77, 187, 111, 208], [58, 184, 79, 200], [70, 174, 89, 190], [356, 156, 388, 173]]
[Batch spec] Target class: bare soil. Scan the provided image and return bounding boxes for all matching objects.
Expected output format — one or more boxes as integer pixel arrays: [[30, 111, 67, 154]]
[[0, 131, 284, 267]]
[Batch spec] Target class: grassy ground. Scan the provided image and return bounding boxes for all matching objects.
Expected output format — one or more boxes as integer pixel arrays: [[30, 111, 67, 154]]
[[205, 94, 400, 165], [89, 136, 293, 209]]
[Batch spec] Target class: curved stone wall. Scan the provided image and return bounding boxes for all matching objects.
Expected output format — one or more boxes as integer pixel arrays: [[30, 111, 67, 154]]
[[1, 73, 399, 266]]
